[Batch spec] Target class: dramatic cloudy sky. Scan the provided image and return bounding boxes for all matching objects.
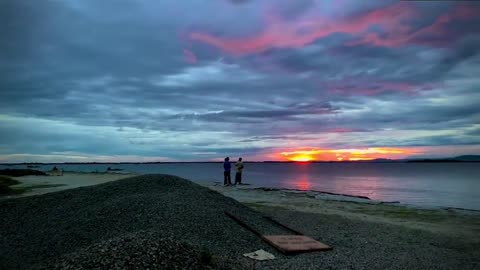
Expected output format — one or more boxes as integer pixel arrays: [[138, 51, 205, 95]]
[[1, 0, 480, 162]]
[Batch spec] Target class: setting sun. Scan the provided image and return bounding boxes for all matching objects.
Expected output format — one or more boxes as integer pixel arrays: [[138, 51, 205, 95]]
[[280, 147, 420, 161], [288, 155, 313, 162]]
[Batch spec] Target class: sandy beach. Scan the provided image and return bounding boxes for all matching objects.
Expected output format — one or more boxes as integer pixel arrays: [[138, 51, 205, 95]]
[[2, 172, 138, 199], [1, 174, 479, 269]]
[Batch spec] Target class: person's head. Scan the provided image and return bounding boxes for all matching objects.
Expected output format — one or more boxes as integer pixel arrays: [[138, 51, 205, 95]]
[[225, 157, 229, 161], [239, 157, 242, 161]]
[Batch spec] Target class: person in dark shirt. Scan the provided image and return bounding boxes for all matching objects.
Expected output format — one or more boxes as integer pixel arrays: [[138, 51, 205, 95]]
[[223, 157, 232, 186]]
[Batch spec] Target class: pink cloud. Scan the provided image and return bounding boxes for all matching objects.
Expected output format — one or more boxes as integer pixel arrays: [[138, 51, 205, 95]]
[[188, 2, 479, 55], [353, 4, 480, 47], [183, 49, 197, 64]]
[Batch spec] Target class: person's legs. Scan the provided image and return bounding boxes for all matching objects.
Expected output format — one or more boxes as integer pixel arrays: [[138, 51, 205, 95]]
[[234, 173, 240, 185], [224, 171, 228, 185], [227, 172, 232, 185], [238, 172, 242, 184]]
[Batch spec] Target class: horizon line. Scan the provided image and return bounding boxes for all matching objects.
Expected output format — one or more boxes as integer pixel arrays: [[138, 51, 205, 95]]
[[1, 156, 479, 165]]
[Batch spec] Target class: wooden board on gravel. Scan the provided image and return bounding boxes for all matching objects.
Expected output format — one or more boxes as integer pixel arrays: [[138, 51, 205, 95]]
[[262, 235, 332, 254]]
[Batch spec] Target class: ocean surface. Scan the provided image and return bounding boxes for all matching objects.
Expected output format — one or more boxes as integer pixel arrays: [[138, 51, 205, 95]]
[[1, 162, 479, 210]]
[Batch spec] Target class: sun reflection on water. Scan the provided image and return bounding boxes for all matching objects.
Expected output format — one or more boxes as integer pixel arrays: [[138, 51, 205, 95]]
[[293, 175, 311, 190]]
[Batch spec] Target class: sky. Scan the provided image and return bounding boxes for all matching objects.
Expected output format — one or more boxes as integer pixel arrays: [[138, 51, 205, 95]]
[[0, 0, 479, 162]]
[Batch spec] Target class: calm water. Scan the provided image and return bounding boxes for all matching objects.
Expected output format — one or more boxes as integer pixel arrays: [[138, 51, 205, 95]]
[[2, 163, 479, 210]]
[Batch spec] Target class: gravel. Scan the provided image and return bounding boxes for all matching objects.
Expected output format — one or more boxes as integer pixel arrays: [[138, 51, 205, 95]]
[[1, 174, 478, 269], [35, 231, 216, 270], [255, 207, 480, 270], [0, 174, 285, 269]]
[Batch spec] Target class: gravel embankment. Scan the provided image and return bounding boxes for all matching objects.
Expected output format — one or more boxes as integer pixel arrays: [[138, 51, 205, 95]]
[[1, 174, 478, 269], [0, 174, 285, 269]]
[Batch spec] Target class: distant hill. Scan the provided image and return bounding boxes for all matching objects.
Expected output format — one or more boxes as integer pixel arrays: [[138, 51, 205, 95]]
[[452, 155, 480, 162], [406, 155, 480, 163]]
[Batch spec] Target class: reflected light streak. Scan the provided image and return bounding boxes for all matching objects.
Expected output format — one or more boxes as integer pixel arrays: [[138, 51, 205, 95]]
[[292, 175, 311, 191]]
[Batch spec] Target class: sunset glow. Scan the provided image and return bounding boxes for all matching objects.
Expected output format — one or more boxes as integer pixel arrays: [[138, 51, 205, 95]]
[[288, 154, 314, 162], [1, 0, 479, 163], [280, 148, 420, 162]]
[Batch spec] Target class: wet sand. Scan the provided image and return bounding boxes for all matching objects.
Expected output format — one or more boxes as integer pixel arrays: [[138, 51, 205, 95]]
[[206, 184, 480, 242]]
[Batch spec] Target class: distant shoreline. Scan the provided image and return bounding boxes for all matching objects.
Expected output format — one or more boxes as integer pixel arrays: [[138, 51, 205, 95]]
[[4, 171, 479, 212], [2, 160, 480, 165]]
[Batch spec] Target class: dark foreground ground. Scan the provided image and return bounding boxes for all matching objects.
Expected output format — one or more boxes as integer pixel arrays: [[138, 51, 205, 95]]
[[0, 174, 478, 269]]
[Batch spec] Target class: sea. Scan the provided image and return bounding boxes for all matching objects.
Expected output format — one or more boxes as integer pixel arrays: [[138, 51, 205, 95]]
[[1, 162, 479, 210]]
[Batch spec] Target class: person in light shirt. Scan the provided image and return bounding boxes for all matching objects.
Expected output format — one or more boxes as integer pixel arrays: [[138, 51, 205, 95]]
[[234, 157, 244, 185]]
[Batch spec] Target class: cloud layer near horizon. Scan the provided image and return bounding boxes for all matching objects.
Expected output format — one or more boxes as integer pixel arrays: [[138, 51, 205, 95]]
[[0, 0, 479, 162]]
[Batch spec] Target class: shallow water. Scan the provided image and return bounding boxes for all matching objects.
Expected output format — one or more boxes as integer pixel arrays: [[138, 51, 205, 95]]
[[1, 162, 479, 210]]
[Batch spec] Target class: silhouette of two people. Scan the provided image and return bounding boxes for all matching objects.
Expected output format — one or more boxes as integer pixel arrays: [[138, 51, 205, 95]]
[[223, 157, 244, 186]]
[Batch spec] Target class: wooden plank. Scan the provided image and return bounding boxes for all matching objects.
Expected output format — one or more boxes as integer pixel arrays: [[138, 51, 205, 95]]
[[225, 211, 332, 255], [262, 235, 332, 254]]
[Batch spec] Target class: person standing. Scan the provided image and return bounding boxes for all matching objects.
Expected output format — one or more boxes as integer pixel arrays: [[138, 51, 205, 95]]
[[223, 157, 232, 186], [234, 157, 244, 185]]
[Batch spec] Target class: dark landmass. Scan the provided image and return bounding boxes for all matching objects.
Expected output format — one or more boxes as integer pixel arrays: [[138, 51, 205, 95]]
[[407, 155, 480, 163], [407, 159, 462, 163], [1, 174, 478, 269]]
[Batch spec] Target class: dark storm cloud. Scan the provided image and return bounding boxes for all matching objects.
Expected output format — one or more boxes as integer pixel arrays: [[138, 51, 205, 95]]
[[439, 36, 480, 73], [167, 101, 335, 123], [355, 134, 480, 149], [259, 33, 480, 87], [465, 127, 480, 136], [0, 0, 479, 161]]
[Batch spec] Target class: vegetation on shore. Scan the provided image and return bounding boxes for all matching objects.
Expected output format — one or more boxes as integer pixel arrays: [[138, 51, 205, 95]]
[[0, 175, 21, 195]]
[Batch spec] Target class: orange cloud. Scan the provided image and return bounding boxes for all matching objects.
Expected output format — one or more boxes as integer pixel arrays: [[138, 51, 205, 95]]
[[280, 147, 420, 161]]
